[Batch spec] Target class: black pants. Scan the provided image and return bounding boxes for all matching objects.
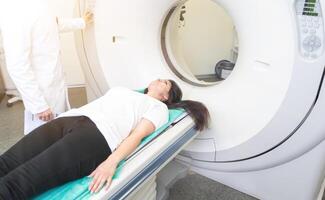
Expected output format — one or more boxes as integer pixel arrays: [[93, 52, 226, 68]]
[[0, 116, 111, 200]]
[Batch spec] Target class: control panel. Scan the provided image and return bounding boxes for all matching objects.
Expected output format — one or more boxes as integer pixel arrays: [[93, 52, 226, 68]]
[[296, 0, 324, 59]]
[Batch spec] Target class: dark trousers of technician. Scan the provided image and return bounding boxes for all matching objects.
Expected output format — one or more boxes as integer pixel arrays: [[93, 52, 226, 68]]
[[0, 116, 111, 200]]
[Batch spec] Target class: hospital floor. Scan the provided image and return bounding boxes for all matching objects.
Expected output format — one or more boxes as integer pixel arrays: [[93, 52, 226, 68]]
[[0, 88, 324, 200]]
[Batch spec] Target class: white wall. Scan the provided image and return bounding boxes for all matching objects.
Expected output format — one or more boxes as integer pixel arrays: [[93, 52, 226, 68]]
[[169, 0, 236, 76], [0, 0, 85, 91]]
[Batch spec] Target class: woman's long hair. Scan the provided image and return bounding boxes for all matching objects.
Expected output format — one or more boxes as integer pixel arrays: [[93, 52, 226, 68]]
[[145, 80, 210, 131]]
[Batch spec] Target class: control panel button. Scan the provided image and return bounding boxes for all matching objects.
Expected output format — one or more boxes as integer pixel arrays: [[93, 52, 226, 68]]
[[303, 35, 322, 52], [311, 54, 318, 58]]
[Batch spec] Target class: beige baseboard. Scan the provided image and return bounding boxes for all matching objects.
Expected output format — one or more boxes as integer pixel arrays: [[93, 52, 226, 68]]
[[0, 93, 4, 103], [0, 70, 5, 103]]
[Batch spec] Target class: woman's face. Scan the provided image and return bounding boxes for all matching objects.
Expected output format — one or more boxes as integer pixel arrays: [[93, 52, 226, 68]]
[[148, 79, 172, 101]]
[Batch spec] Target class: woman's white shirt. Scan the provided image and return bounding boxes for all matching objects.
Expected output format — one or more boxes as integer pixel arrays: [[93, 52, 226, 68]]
[[59, 87, 169, 151]]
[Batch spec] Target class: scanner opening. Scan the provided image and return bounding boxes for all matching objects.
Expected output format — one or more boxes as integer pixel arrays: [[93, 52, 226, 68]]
[[161, 0, 239, 86]]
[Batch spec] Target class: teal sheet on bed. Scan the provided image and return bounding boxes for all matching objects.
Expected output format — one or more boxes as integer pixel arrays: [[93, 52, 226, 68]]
[[33, 108, 185, 200]]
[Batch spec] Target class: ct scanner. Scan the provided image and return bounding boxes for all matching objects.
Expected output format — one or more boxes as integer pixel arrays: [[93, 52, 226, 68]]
[[72, 0, 325, 199]]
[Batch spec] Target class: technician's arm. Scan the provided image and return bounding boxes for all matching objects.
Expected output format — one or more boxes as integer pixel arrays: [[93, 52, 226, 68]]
[[1, 23, 49, 115], [56, 12, 93, 33], [88, 118, 156, 193]]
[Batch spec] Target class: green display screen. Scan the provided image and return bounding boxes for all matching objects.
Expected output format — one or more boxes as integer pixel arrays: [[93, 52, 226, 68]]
[[303, 13, 319, 16], [303, 0, 319, 16], [304, 3, 315, 7], [304, 7, 314, 11]]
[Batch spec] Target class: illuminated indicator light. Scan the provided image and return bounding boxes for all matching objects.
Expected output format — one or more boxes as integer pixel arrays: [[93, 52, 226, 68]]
[[304, 3, 315, 8], [304, 3, 315, 7], [304, 8, 314, 11], [303, 12, 319, 16]]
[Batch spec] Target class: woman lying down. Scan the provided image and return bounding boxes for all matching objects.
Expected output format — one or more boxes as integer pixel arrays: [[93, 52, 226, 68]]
[[0, 79, 210, 199]]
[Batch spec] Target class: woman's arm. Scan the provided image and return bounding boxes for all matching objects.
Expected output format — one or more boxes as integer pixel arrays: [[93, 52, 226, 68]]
[[88, 118, 156, 193]]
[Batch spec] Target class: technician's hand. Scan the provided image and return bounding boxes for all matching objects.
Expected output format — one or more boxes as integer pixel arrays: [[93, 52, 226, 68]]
[[37, 109, 54, 122], [83, 11, 94, 25], [88, 159, 118, 193]]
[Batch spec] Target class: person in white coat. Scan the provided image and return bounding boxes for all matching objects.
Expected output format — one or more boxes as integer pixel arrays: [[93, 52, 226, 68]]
[[0, 0, 93, 134]]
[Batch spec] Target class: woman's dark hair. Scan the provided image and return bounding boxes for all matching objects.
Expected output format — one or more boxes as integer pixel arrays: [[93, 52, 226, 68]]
[[145, 80, 210, 131]]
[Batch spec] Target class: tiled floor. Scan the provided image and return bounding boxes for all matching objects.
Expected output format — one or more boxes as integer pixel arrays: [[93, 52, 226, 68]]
[[0, 94, 24, 154], [169, 173, 257, 200]]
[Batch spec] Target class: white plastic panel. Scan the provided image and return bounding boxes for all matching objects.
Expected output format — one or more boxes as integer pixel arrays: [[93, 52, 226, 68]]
[[75, 0, 109, 101], [73, 0, 325, 199], [180, 138, 216, 161], [89, 0, 294, 151], [76, 0, 325, 163], [296, 0, 324, 59]]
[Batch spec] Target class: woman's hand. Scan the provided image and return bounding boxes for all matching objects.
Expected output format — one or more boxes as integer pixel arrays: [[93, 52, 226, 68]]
[[88, 158, 118, 194], [88, 119, 155, 193]]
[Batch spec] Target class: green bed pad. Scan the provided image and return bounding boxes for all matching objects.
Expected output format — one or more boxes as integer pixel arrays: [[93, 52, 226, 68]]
[[33, 108, 186, 200]]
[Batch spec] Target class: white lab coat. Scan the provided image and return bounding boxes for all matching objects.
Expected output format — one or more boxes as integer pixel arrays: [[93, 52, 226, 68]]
[[0, 0, 86, 134]]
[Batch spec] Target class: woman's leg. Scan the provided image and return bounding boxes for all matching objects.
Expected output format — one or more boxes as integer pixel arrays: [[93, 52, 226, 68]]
[[0, 117, 79, 178], [0, 116, 111, 200]]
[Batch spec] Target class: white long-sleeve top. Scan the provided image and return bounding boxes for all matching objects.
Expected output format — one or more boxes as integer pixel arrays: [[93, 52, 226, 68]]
[[0, 0, 85, 114]]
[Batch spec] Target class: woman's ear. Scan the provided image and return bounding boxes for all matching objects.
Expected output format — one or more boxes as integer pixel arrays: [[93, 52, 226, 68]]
[[163, 94, 169, 101]]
